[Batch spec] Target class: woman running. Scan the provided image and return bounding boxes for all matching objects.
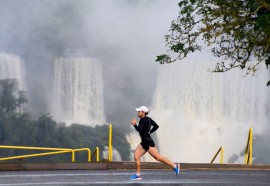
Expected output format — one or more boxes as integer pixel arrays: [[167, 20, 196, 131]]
[[130, 106, 180, 180]]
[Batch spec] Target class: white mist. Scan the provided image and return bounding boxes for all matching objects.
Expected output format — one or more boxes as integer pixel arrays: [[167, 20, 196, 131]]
[[151, 58, 269, 163]]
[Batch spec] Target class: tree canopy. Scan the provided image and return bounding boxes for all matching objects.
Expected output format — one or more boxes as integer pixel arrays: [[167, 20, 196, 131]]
[[156, 0, 270, 85], [0, 79, 27, 116]]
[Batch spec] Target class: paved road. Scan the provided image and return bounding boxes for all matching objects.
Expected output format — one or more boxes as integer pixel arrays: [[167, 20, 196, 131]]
[[0, 169, 269, 185]]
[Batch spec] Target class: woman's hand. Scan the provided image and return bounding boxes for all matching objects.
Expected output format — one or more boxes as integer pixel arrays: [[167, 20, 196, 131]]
[[131, 118, 137, 126]]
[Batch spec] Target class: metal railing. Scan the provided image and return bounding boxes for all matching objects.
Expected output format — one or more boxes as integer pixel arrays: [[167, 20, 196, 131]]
[[0, 145, 100, 162], [210, 146, 224, 164], [210, 128, 253, 164], [108, 124, 113, 162], [0, 124, 113, 163], [90, 147, 100, 162], [245, 128, 253, 165]]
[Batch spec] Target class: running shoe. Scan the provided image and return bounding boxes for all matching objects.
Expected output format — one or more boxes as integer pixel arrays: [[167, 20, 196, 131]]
[[130, 174, 142, 180], [173, 163, 180, 176]]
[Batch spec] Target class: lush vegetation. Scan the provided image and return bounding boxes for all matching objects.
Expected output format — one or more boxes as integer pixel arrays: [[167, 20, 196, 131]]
[[0, 79, 131, 162], [156, 0, 270, 86]]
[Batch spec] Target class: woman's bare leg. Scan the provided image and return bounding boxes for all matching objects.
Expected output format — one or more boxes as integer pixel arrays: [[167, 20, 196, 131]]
[[134, 144, 146, 175], [148, 146, 178, 168]]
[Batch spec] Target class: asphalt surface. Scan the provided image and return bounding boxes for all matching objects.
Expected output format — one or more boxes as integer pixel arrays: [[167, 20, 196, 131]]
[[0, 169, 270, 186]]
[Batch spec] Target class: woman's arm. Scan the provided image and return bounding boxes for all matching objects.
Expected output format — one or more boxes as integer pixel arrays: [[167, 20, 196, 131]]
[[150, 118, 159, 134], [131, 118, 143, 132]]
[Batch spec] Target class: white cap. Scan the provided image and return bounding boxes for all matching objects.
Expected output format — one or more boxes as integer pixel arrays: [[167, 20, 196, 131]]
[[135, 106, 149, 113]]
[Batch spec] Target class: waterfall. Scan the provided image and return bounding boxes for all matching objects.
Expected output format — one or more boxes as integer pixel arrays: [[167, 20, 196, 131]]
[[151, 58, 270, 163], [0, 53, 26, 89], [102, 146, 122, 161], [51, 57, 105, 126]]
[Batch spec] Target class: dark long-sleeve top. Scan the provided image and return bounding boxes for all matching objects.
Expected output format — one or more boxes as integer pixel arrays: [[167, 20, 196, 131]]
[[133, 116, 159, 140]]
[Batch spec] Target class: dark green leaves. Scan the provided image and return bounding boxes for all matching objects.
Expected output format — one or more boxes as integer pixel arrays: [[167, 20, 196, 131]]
[[155, 54, 171, 64], [170, 43, 185, 53]]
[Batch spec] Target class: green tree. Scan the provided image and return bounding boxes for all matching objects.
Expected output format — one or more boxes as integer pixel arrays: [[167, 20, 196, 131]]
[[35, 114, 58, 147], [156, 0, 270, 85], [0, 79, 27, 116], [0, 79, 32, 157]]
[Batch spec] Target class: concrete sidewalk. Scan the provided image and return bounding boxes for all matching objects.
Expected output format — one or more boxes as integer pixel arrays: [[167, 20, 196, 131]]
[[0, 161, 270, 171]]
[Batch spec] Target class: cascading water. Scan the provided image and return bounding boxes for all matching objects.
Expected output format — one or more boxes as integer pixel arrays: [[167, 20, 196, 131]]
[[0, 53, 26, 89], [102, 146, 122, 161], [150, 58, 270, 163], [51, 57, 105, 126]]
